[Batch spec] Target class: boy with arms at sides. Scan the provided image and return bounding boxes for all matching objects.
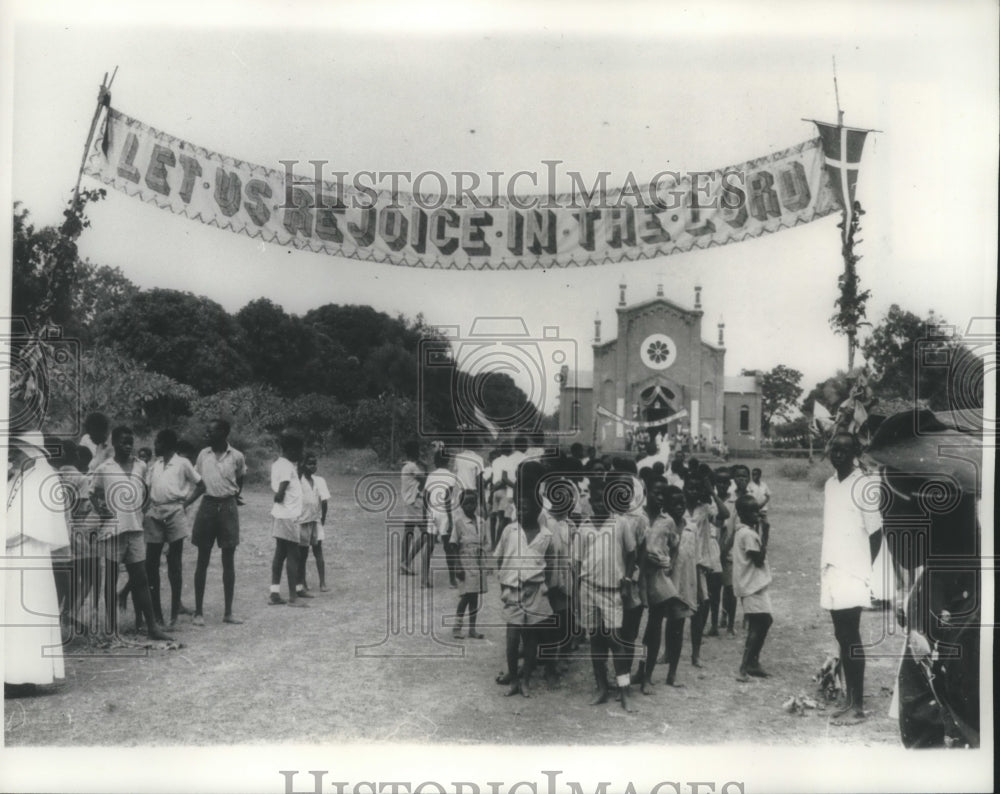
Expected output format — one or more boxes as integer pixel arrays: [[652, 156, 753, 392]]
[[637, 479, 687, 693], [683, 468, 728, 667], [298, 452, 330, 592], [424, 451, 462, 588], [451, 489, 489, 640], [822, 433, 883, 722], [79, 412, 112, 473], [488, 441, 513, 548], [577, 470, 638, 712], [91, 426, 173, 642], [399, 440, 427, 577], [539, 470, 579, 674], [269, 433, 307, 607], [704, 466, 731, 637], [144, 429, 205, 628], [69, 445, 103, 631], [720, 464, 753, 636], [192, 419, 246, 625], [494, 460, 554, 698], [748, 467, 771, 516], [732, 495, 773, 681]]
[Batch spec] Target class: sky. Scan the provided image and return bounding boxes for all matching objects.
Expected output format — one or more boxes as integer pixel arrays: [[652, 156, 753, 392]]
[[2, 2, 997, 416]]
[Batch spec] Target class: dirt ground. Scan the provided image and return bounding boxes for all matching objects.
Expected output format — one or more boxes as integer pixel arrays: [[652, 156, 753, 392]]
[[4, 458, 903, 747]]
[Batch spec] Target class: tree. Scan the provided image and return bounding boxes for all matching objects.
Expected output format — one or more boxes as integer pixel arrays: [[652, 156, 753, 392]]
[[11, 189, 106, 330], [861, 304, 983, 411], [71, 261, 140, 334], [770, 416, 811, 449], [94, 288, 252, 394], [741, 365, 803, 435], [47, 347, 198, 434], [802, 370, 851, 415], [830, 201, 872, 370]]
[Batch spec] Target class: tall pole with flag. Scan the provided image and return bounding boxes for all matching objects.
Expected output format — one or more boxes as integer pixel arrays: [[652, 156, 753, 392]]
[[807, 61, 879, 372], [73, 68, 116, 210]]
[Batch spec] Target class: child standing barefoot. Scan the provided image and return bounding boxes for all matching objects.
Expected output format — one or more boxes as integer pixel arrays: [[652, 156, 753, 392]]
[[578, 470, 638, 713], [269, 434, 306, 607], [494, 461, 553, 697], [732, 495, 773, 681], [298, 453, 330, 592], [451, 490, 488, 639]]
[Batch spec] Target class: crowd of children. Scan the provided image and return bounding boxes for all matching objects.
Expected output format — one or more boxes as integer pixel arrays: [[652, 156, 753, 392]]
[[10, 412, 778, 714], [397, 434, 777, 712], [21, 414, 339, 657]]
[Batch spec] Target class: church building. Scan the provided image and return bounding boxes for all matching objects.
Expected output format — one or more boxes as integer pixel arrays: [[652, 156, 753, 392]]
[[558, 281, 762, 452]]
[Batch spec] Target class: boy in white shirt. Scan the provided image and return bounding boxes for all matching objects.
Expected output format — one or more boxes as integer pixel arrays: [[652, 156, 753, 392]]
[[91, 427, 173, 642], [821, 433, 883, 722], [298, 453, 331, 592], [732, 495, 773, 681], [269, 434, 307, 606], [748, 467, 771, 515], [424, 451, 462, 587], [144, 429, 204, 627]]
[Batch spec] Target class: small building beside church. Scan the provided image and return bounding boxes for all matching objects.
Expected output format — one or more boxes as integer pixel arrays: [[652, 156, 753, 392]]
[[558, 282, 762, 453]]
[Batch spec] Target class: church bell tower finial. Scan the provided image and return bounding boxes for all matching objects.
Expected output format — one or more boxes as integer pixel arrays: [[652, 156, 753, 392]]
[[619, 276, 627, 307], [694, 284, 702, 310], [594, 312, 602, 343], [718, 316, 725, 347], [656, 270, 664, 298]]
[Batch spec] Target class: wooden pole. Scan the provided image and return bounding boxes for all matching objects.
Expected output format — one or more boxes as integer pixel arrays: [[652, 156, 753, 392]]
[[72, 67, 117, 208], [833, 56, 844, 126]]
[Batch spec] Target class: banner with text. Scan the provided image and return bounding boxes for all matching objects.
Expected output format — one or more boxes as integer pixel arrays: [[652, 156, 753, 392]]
[[84, 107, 843, 270]]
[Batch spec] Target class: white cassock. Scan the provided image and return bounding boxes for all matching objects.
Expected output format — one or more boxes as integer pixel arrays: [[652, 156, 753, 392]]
[[5, 450, 71, 685]]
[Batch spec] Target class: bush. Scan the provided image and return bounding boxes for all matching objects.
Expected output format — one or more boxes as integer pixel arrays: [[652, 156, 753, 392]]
[[810, 465, 833, 491], [47, 346, 197, 435], [326, 448, 380, 475], [775, 460, 812, 481], [189, 384, 287, 433], [283, 393, 350, 450], [340, 396, 419, 462]]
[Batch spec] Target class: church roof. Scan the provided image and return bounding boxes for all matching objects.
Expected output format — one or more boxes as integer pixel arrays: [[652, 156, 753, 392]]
[[616, 295, 700, 318], [595, 296, 710, 348], [724, 375, 759, 393]]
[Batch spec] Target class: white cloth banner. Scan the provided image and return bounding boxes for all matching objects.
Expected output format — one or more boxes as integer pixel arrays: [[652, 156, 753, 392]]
[[83, 107, 841, 270]]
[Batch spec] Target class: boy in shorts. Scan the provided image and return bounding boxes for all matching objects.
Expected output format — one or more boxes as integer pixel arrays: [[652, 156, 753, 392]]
[[144, 429, 204, 628], [191, 419, 246, 625], [91, 426, 172, 642], [298, 452, 330, 592], [269, 433, 306, 606], [732, 495, 773, 681]]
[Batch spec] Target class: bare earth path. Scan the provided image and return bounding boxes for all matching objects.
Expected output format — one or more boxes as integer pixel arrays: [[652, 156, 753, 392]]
[[5, 460, 901, 747]]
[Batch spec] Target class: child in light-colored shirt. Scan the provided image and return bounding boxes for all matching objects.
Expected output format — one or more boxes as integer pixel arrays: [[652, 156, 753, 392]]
[[450, 490, 489, 639], [269, 434, 306, 606], [494, 460, 553, 698], [298, 453, 330, 592], [732, 495, 773, 681]]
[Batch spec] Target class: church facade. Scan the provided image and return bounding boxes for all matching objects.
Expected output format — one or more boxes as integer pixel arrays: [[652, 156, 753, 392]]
[[558, 282, 762, 452]]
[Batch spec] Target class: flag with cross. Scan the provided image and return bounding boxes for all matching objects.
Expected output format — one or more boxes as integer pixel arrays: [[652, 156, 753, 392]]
[[811, 120, 870, 245]]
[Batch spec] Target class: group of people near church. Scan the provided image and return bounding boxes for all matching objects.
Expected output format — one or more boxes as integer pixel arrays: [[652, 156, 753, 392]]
[[396, 435, 789, 711], [5, 411, 254, 694], [7, 413, 883, 728]]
